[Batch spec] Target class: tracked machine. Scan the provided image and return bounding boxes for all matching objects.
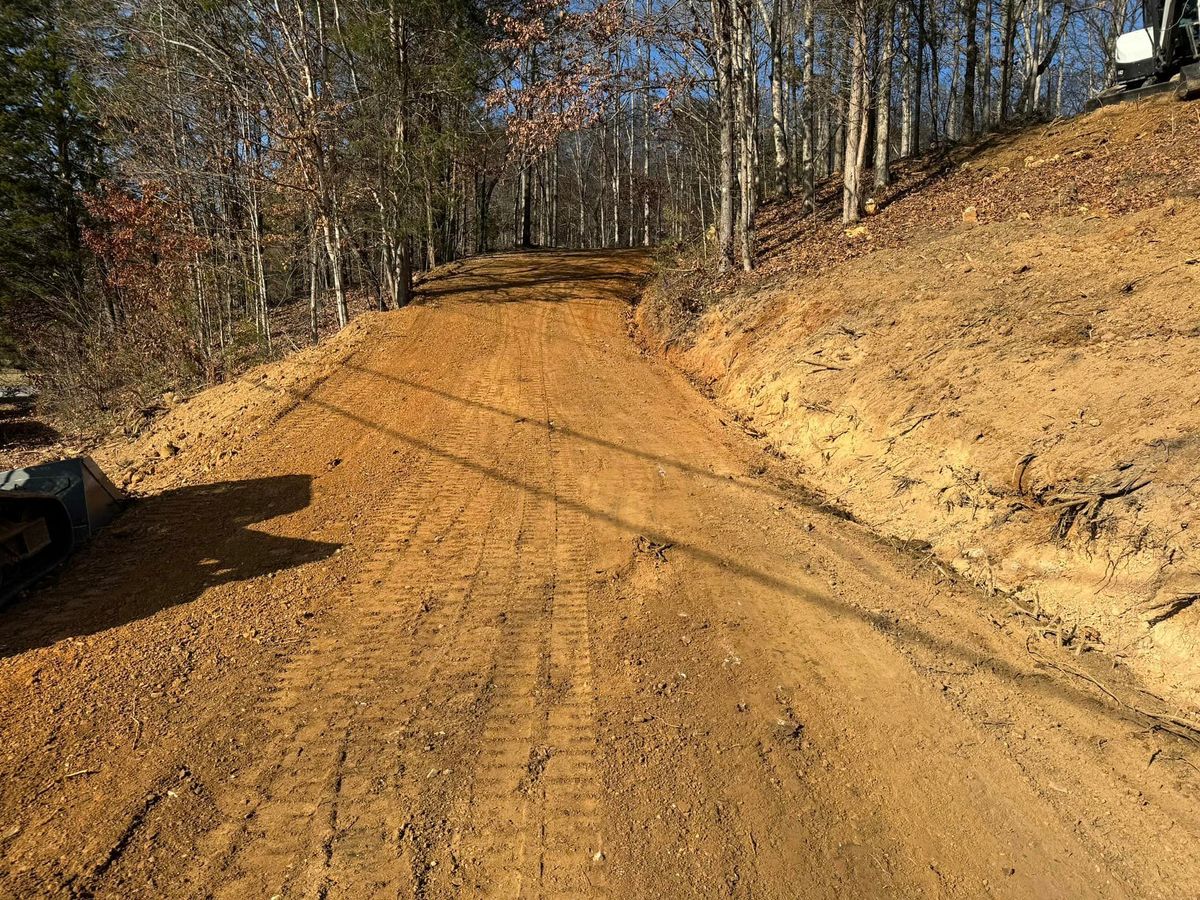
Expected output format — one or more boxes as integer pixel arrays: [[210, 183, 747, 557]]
[[1094, 0, 1200, 105]]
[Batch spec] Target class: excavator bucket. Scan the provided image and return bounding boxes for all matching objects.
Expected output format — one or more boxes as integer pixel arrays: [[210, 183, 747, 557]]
[[1178, 62, 1200, 100], [0, 457, 124, 603], [1089, 79, 1178, 108]]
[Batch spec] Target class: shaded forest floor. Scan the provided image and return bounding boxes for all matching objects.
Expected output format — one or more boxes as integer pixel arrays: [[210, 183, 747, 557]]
[[639, 95, 1200, 711]]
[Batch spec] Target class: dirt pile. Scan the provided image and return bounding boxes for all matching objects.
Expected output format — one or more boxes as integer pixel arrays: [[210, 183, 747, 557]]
[[640, 97, 1200, 708], [89, 313, 378, 494]]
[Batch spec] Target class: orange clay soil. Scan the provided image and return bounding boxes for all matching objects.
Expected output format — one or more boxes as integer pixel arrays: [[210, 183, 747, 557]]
[[640, 96, 1200, 713], [1, 250, 1198, 898]]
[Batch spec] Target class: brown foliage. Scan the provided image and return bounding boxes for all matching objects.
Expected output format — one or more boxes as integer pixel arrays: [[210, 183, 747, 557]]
[[25, 183, 214, 429]]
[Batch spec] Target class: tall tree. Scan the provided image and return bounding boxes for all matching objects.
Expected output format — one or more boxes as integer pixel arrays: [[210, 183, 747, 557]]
[[961, 0, 980, 135], [842, 0, 870, 224], [0, 0, 100, 316], [876, 0, 898, 189]]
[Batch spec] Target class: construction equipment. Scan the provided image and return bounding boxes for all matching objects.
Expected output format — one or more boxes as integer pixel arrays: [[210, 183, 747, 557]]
[[0, 457, 124, 603], [1093, 0, 1200, 106]]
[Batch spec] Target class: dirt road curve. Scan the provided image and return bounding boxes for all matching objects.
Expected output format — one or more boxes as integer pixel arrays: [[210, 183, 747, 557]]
[[2, 252, 1199, 898]]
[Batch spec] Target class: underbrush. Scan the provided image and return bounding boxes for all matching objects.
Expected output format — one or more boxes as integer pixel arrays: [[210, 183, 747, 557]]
[[10, 284, 374, 445], [18, 306, 270, 437], [639, 241, 730, 347]]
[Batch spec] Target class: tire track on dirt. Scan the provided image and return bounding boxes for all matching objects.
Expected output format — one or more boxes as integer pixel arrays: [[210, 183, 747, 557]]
[[506, 315, 607, 899], [435, 310, 552, 898], [60, 321, 458, 898], [81, 313, 507, 898], [193, 320, 519, 898]]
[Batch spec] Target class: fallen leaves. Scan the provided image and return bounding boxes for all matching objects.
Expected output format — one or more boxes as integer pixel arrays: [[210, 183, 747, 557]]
[[749, 101, 1200, 287]]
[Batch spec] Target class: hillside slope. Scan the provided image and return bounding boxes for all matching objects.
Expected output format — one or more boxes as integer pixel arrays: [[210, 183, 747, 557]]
[[640, 97, 1200, 708]]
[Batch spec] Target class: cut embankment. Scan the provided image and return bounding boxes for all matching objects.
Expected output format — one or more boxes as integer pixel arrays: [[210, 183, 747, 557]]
[[640, 102, 1200, 709]]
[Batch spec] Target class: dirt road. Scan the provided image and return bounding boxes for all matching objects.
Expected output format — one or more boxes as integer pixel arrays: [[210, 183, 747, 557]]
[[2, 251, 1199, 898]]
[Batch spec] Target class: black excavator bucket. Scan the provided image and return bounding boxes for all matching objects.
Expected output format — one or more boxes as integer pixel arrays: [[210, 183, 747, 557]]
[[0, 457, 124, 603], [1089, 64, 1200, 109], [1089, 78, 1178, 108], [1178, 62, 1200, 100]]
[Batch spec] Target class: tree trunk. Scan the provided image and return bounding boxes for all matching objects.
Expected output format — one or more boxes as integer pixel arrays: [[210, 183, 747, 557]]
[[926, 0, 942, 143], [642, 2, 652, 247], [322, 213, 348, 328], [308, 215, 320, 343], [758, 0, 790, 198], [733, 0, 755, 271], [982, 0, 994, 126], [711, 0, 737, 272], [801, 0, 816, 212], [875, 0, 897, 189], [611, 74, 621, 247], [397, 238, 413, 307], [913, 0, 926, 152], [843, 0, 869, 224], [627, 100, 636, 247], [519, 162, 533, 248], [1000, 0, 1016, 122], [961, 0, 980, 137]]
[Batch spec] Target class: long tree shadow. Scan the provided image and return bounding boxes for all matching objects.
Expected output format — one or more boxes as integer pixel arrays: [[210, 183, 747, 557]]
[[0, 474, 339, 657], [255, 375, 1199, 742], [339, 361, 838, 513], [419, 270, 629, 302]]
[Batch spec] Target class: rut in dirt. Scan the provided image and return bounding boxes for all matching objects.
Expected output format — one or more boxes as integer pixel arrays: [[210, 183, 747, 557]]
[[1, 251, 1199, 900]]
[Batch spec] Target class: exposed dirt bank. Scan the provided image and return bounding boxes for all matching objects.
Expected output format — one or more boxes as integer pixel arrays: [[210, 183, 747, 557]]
[[638, 99, 1200, 711]]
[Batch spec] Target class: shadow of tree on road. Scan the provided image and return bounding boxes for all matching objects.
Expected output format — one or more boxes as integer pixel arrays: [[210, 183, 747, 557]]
[[339, 361, 855, 521], [0, 474, 339, 657], [264, 376, 1194, 741]]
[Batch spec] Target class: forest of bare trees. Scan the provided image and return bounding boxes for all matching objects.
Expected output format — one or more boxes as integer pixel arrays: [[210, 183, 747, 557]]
[[1, 0, 1142, 422]]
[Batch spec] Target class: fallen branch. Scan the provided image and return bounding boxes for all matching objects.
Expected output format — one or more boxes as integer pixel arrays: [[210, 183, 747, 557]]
[[892, 412, 936, 439], [30, 767, 101, 803], [1143, 593, 1199, 627], [1027, 641, 1200, 743], [801, 359, 843, 373], [1009, 596, 1102, 654]]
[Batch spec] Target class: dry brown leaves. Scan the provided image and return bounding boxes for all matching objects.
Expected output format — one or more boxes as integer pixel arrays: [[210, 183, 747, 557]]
[[748, 99, 1200, 288]]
